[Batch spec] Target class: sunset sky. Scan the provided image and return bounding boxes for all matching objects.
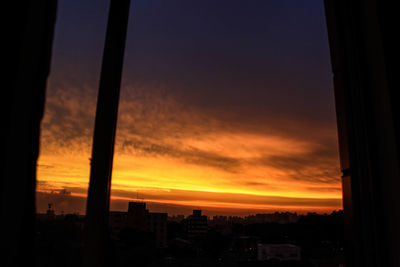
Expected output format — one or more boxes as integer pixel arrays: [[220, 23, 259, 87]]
[[36, 0, 342, 216]]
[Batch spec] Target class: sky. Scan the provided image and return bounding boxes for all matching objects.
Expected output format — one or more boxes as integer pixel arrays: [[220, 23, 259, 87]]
[[36, 0, 342, 216]]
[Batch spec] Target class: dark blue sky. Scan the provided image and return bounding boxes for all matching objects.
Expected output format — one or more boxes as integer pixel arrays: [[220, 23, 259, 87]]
[[50, 0, 334, 125]]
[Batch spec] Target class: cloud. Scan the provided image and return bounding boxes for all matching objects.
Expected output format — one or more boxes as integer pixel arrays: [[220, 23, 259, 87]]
[[37, 164, 55, 169], [120, 138, 242, 172], [244, 182, 271, 187], [40, 84, 96, 155], [110, 187, 340, 207], [253, 145, 340, 184]]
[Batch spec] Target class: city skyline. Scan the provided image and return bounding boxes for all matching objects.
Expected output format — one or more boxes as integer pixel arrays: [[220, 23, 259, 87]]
[[36, 200, 345, 265], [36, 0, 342, 216], [40, 199, 340, 220]]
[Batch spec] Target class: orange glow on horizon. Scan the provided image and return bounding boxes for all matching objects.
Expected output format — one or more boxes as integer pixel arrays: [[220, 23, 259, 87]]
[[37, 127, 342, 215]]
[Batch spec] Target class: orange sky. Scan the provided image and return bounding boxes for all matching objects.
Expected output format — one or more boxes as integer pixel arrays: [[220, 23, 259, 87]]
[[36, 85, 342, 215], [36, 0, 342, 216]]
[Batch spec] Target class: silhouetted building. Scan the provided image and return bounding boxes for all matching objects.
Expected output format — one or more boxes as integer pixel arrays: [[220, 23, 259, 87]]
[[246, 212, 299, 224], [110, 202, 167, 247], [168, 214, 185, 223], [211, 215, 228, 225], [228, 216, 245, 224], [257, 244, 301, 261], [109, 211, 128, 239], [184, 209, 208, 237], [127, 202, 147, 230], [147, 212, 167, 248]]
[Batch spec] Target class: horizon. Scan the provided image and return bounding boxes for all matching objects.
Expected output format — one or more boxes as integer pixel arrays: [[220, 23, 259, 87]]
[[36, 194, 341, 217], [37, 197, 343, 218]]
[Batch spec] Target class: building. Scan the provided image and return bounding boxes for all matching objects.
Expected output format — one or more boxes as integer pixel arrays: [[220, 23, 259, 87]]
[[184, 210, 208, 237], [168, 215, 185, 223], [127, 202, 147, 230], [109, 202, 167, 248], [257, 244, 301, 261], [109, 211, 128, 239], [147, 212, 167, 248], [246, 212, 299, 224]]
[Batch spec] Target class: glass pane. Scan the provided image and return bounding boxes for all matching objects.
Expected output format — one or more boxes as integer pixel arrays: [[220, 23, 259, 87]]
[[113, 0, 341, 216], [37, 0, 109, 215]]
